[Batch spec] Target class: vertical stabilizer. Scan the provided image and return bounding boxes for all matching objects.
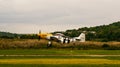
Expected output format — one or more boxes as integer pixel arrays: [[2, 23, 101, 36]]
[[78, 33, 85, 42]]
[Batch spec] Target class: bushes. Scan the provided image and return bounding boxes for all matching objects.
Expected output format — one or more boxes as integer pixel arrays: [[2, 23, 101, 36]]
[[102, 44, 120, 50], [0, 39, 48, 49], [0, 39, 120, 50]]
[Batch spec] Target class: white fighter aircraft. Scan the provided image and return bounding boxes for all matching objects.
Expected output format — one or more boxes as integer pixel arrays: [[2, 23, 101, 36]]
[[50, 33, 85, 44], [38, 31, 85, 44]]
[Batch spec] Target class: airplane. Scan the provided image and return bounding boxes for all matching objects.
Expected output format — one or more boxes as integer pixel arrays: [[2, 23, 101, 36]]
[[72, 33, 86, 42], [38, 30, 85, 44], [37, 30, 53, 40]]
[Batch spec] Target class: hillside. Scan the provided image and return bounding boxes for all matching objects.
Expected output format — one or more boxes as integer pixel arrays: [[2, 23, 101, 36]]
[[0, 31, 38, 39], [0, 21, 120, 41], [63, 21, 120, 41], [0, 32, 16, 38]]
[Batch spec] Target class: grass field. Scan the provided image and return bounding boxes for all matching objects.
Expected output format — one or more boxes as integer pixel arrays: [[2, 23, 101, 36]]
[[0, 49, 120, 55], [0, 59, 120, 64], [0, 49, 120, 67], [0, 39, 120, 67], [1, 64, 120, 67], [0, 39, 120, 50]]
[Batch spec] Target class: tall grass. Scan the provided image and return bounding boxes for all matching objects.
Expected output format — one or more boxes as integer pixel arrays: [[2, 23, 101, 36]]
[[0, 39, 120, 50], [0, 39, 48, 49]]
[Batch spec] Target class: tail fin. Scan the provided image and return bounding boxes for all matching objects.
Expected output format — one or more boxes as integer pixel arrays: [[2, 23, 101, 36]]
[[78, 33, 85, 42]]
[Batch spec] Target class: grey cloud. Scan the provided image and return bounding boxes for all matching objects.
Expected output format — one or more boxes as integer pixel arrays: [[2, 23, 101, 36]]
[[0, 0, 120, 33]]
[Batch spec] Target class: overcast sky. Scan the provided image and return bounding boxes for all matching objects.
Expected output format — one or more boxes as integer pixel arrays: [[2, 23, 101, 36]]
[[0, 0, 120, 33]]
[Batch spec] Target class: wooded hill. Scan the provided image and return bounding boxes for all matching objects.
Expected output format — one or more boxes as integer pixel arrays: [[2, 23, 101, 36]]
[[0, 32, 17, 38], [63, 21, 120, 41], [0, 21, 120, 41], [0, 32, 38, 39]]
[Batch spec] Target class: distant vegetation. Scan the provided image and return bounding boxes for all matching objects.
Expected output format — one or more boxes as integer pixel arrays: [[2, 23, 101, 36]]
[[0, 21, 120, 41], [0, 32, 17, 39], [0, 32, 38, 39], [62, 21, 120, 42]]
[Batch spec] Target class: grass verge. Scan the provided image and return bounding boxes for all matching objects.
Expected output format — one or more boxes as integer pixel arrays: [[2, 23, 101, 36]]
[[0, 64, 120, 67], [0, 59, 120, 64], [0, 49, 120, 55]]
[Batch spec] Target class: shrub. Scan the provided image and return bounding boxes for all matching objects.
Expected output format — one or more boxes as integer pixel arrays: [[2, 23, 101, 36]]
[[0, 39, 120, 50]]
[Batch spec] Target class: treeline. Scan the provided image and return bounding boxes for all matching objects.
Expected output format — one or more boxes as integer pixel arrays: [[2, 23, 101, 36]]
[[0, 32, 38, 39], [63, 21, 120, 42], [0, 32, 17, 39], [0, 21, 120, 41]]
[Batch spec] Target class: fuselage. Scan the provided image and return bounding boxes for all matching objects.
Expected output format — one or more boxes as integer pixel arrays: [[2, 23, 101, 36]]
[[38, 33, 53, 39]]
